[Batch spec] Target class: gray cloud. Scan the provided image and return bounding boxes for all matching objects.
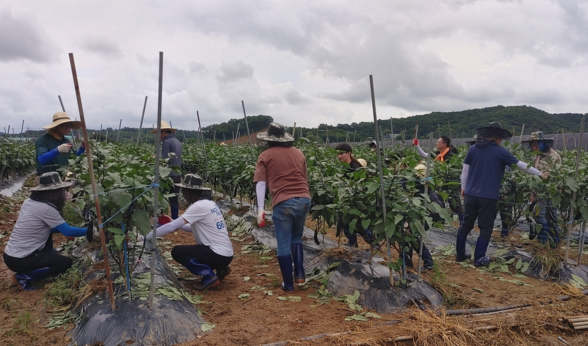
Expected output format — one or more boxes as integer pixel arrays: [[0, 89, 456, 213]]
[[80, 35, 124, 59], [0, 8, 58, 63], [217, 61, 254, 83], [284, 88, 309, 105]]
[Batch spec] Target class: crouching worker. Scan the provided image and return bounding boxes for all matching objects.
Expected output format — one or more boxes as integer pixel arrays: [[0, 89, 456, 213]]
[[3, 172, 88, 291], [140, 174, 233, 291]]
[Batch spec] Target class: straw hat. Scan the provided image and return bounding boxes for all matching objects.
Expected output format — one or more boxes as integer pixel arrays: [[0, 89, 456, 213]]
[[175, 174, 211, 191], [30, 172, 73, 191], [42, 112, 82, 130], [414, 164, 427, 178], [150, 120, 177, 134], [257, 122, 294, 142], [357, 158, 367, 168], [477, 122, 512, 140], [521, 131, 554, 144]]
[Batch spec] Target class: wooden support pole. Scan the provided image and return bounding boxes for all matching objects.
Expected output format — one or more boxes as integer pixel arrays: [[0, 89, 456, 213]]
[[116, 119, 122, 142], [137, 96, 148, 145], [148, 52, 164, 309], [369, 75, 394, 286], [241, 101, 254, 150], [68, 53, 116, 311], [519, 124, 525, 144], [417, 131, 434, 282]]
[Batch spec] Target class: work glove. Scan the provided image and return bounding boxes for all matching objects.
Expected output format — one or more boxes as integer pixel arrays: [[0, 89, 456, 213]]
[[412, 138, 419, 146], [57, 143, 73, 153], [257, 210, 266, 227]]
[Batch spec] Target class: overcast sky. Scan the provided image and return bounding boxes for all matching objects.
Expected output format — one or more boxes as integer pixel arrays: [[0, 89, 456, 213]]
[[1, 0, 587, 133]]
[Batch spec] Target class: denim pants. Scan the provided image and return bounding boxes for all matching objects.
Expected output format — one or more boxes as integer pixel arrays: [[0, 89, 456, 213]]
[[535, 201, 561, 244], [272, 197, 311, 256]]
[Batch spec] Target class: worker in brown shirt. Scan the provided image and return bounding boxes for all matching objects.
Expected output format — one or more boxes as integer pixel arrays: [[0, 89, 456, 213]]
[[254, 123, 310, 292]]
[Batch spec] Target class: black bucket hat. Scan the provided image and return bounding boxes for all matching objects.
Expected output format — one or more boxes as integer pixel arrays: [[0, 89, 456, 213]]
[[257, 122, 294, 142], [30, 172, 73, 191], [466, 134, 478, 145], [175, 174, 211, 191], [477, 122, 512, 140]]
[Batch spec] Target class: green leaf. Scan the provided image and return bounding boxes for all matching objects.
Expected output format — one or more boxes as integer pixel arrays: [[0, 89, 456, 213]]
[[345, 314, 369, 322], [114, 234, 125, 249], [515, 259, 522, 270], [565, 177, 579, 192], [131, 210, 152, 236], [472, 288, 484, 293], [107, 227, 124, 235], [360, 219, 370, 230], [349, 219, 358, 233], [201, 323, 215, 332], [238, 293, 250, 299]]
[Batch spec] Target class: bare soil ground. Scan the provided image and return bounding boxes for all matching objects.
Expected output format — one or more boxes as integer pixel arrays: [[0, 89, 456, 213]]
[[0, 184, 587, 345]]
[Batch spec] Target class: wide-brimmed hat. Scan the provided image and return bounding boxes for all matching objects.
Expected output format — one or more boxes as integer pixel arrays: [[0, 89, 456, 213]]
[[466, 134, 478, 145], [150, 120, 177, 134], [477, 122, 512, 140], [42, 112, 82, 130], [414, 164, 427, 178], [522, 131, 554, 144], [31, 172, 73, 191], [175, 174, 211, 191], [256, 122, 294, 142], [357, 158, 367, 168]]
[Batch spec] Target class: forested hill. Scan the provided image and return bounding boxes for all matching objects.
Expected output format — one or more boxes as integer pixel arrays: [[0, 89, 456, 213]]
[[294, 105, 586, 143]]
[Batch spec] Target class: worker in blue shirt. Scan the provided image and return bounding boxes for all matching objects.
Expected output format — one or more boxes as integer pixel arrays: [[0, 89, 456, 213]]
[[457, 123, 548, 266]]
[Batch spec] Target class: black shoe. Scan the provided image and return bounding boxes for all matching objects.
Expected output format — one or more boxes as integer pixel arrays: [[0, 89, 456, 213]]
[[217, 266, 231, 281]]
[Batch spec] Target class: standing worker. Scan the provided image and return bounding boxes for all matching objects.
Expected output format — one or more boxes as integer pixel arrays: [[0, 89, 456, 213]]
[[522, 131, 562, 246], [36, 112, 85, 177], [457, 123, 548, 266], [152, 121, 182, 220], [4, 172, 90, 290], [254, 123, 311, 292]]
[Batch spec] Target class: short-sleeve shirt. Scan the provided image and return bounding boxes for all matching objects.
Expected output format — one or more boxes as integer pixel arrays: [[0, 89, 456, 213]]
[[4, 199, 65, 258], [35, 132, 73, 175], [161, 134, 182, 178], [463, 141, 519, 200], [181, 199, 234, 257], [253, 146, 310, 207]]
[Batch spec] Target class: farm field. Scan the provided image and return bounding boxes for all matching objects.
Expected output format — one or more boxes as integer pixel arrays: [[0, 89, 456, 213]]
[[0, 138, 587, 345]]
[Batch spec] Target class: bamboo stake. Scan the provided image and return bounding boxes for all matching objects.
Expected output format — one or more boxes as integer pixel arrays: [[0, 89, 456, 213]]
[[325, 124, 329, 146], [68, 53, 116, 311], [20, 120, 24, 136], [137, 96, 148, 145], [7, 125, 10, 138], [99, 124, 102, 142], [565, 117, 585, 264], [519, 124, 525, 144], [292, 122, 296, 136], [116, 119, 122, 142], [234, 123, 240, 146], [369, 75, 394, 286], [149, 52, 164, 309], [196, 111, 208, 165], [241, 101, 254, 150], [417, 132, 434, 283]]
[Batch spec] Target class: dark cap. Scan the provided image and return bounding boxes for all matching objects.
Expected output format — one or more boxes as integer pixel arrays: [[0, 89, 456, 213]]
[[335, 143, 352, 152]]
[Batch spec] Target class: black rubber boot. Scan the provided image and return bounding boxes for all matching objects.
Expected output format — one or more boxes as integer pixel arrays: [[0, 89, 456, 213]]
[[291, 243, 305, 283], [277, 255, 294, 292]]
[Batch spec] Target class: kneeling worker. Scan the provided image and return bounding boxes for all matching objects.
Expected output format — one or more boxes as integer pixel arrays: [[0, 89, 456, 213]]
[[4, 172, 89, 291], [140, 174, 233, 290]]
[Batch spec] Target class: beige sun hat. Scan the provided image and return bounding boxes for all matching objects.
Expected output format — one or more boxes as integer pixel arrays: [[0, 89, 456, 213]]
[[150, 120, 177, 134], [414, 163, 427, 178], [257, 122, 294, 142], [357, 158, 367, 168], [42, 112, 82, 130]]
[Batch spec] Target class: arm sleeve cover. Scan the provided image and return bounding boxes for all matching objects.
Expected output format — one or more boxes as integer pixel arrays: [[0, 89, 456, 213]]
[[461, 164, 470, 190], [51, 222, 87, 237], [416, 146, 428, 159], [38, 148, 59, 165], [76, 146, 85, 156], [179, 223, 192, 232], [256, 181, 266, 210], [516, 161, 541, 176], [145, 217, 187, 240]]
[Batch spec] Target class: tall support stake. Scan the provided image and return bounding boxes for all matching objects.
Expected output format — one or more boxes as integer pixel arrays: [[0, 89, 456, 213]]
[[234, 123, 240, 146], [353, 128, 356, 142], [241, 101, 254, 149], [325, 124, 329, 146], [196, 111, 208, 163], [149, 52, 164, 309], [417, 132, 434, 282], [369, 75, 394, 286], [99, 124, 103, 142], [116, 119, 122, 142], [68, 53, 116, 311], [519, 124, 525, 144], [579, 220, 587, 265], [390, 118, 394, 146], [379, 125, 385, 148], [20, 120, 24, 135], [137, 96, 148, 145], [292, 122, 297, 136], [565, 117, 585, 265], [105, 129, 109, 143]]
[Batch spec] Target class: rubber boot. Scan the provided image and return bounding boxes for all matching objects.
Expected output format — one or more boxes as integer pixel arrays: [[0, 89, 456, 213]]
[[291, 243, 305, 283], [421, 245, 434, 271], [216, 266, 231, 281], [183, 258, 219, 291], [343, 226, 358, 248], [473, 237, 491, 267], [12, 267, 52, 291], [171, 206, 179, 220], [455, 234, 471, 262], [277, 255, 294, 292]]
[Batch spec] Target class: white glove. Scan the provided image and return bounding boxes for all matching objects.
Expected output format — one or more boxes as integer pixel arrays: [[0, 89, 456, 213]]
[[57, 143, 73, 153], [257, 210, 266, 227]]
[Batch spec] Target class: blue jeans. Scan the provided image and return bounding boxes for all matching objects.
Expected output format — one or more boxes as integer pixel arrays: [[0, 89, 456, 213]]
[[535, 201, 561, 245], [272, 197, 311, 256]]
